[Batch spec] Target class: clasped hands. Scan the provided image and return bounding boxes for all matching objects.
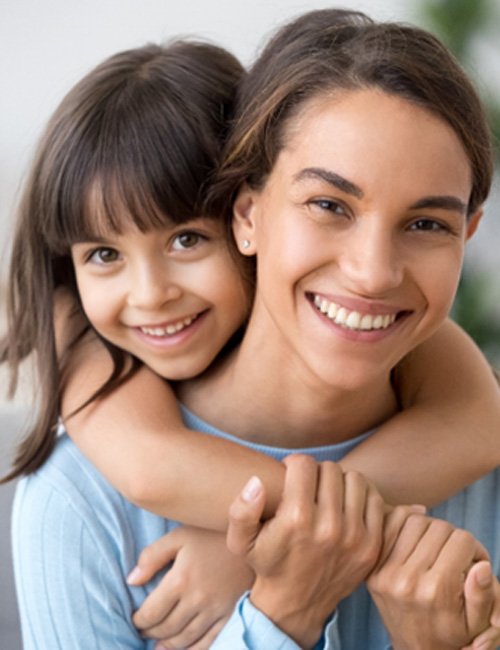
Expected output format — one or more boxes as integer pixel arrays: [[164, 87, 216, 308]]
[[130, 456, 500, 649]]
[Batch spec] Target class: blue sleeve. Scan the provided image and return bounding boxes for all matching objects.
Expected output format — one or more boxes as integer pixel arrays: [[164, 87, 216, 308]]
[[12, 474, 152, 649], [211, 593, 341, 649]]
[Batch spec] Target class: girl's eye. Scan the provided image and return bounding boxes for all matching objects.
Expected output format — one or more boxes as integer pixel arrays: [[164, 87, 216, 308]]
[[171, 232, 205, 251], [410, 218, 449, 233], [87, 247, 120, 264]]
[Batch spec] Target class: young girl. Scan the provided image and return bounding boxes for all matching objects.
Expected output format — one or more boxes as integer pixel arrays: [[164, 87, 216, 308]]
[[2, 27, 499, 650]]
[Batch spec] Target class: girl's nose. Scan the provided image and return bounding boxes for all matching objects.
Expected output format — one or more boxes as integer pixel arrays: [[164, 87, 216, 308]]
[[127, 264, 182, 310]]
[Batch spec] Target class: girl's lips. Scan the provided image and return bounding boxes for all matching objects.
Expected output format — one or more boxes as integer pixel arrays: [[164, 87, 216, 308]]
[[138, 313, 200, 337], [132, 310, 208, 345]]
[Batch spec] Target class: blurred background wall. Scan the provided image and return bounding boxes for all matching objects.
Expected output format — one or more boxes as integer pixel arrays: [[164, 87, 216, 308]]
[[1, 1, 499, 647]]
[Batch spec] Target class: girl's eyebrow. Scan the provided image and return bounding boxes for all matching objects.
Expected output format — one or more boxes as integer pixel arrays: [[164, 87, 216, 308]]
[[293, 167, 467, 215], [72, 234, 114, 245], [293, 167, 364, 198]]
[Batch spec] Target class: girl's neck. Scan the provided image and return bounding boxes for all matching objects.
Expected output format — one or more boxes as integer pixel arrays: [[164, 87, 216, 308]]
[[176, 314, 399, 449]]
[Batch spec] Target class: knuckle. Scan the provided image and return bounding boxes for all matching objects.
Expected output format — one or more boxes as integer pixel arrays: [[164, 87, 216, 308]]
[[168, 571, 188, 594], [391, 573, 418, 601], [315, 519, 341, 546], [417, 578, 441, 605]]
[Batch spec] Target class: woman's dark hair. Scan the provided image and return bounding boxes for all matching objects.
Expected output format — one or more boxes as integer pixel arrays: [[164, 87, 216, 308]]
[[209, 8, 493, 222], [1, 40, 244, 482]]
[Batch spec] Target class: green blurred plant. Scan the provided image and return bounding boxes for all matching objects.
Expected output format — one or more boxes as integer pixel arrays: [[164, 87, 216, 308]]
[[419, 0, 500, 366]]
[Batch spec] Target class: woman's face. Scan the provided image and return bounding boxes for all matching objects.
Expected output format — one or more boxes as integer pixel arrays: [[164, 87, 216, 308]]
[[233, 88, 481, 391]]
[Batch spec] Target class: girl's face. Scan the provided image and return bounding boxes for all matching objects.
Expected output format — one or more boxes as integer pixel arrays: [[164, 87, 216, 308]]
[[71, 217, 250, 380], [233, 88, 481, 392]]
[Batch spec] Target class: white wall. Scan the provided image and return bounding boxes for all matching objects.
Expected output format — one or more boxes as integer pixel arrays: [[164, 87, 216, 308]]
[[0, 0, 415, 255]]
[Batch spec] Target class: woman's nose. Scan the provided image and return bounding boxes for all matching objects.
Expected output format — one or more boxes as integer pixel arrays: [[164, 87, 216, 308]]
[[339, 226, 403, 297]]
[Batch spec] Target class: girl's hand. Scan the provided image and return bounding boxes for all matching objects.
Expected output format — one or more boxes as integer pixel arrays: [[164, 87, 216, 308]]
[[226, 455, 385, 649], [367, 511, 492, 650], [128, 526, 254, 649]]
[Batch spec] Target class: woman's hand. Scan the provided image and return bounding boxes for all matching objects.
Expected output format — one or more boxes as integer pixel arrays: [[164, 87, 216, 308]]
[[460, 562, 500, 650], [128, 526, 254, 649], [226, 455, 385, 649], [367, 510, 494, 650]]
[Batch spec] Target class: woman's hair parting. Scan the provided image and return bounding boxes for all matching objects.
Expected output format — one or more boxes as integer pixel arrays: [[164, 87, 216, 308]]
[[0, 40, 244, 482], [209, 8, 493, 222]]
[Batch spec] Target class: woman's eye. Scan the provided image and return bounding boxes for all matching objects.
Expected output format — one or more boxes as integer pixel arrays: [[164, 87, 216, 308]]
[[310, 199, 347, 216], [171, 232, 205, 251], [88, 247, 120, 264], [410, 218, 449, 233]]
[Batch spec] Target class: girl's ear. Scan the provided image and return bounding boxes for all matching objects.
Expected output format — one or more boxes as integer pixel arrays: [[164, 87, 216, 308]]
[[232, 184, 258, 255], [466, 208, 483, 240]]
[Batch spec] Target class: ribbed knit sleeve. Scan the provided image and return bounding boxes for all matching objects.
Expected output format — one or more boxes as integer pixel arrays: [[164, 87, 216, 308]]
[[11, 435, 169, 649]]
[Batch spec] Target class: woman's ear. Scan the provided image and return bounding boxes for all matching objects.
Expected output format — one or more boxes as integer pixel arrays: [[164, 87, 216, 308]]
[[232, 184, 258, 255], [466, 208, 483, 240]]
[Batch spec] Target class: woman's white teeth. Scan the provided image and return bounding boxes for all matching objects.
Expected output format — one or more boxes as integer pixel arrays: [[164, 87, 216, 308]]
[[141, 316, 195, 337], [313, 295, 396, 331]]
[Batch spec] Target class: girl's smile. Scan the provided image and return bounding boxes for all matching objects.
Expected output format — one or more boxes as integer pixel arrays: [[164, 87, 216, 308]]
[[71, 217, 249, 380]]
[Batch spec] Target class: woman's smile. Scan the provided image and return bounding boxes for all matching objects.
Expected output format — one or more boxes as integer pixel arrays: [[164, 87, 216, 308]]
[[233, 88, 477, 393]]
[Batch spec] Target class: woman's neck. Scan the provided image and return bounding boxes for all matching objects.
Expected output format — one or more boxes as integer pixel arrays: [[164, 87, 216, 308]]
[[176, 315, 399, 449]]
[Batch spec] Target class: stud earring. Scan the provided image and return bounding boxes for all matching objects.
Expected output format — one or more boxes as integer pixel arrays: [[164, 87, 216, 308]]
[[242, 239, 251, 250]]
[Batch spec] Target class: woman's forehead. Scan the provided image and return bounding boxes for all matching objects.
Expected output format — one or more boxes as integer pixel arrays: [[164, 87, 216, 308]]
[[276, 88, 472, 204]]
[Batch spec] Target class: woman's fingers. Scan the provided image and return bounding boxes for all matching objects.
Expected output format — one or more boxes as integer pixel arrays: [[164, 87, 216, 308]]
[[226, 475, 266, 557], [463, 561, 495, 638]]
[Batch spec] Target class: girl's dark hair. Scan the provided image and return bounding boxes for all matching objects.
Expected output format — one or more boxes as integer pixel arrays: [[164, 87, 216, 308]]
[[0, 40, 244, 482], [209, 8, 493, 222]]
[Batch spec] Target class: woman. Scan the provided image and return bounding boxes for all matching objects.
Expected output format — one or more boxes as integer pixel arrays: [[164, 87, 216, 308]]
[[10, 8, 500, 650], [187, 8, 500, 649]]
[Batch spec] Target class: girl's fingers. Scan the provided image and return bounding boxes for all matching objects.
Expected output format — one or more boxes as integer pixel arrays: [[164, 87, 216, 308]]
[[155, 612, 226, 649], [374, 505, 426, 569], [403, 519, 454, 571], [133, 583, 179, 631], [468, 623, 500, 650], [226, 475, 266, 557], [380, 512, 431, 567], [128, 528, 183, 586], [433, 530, 489, 576]]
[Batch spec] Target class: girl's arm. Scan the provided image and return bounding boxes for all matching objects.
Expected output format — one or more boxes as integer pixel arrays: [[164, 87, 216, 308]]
[[342, 319, 500, 506], [58, 286, 499, 528], [56, 290, 285, 530]]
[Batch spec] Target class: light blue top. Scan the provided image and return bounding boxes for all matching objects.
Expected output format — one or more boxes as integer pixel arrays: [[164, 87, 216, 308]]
[[11, 406, 500, 649]]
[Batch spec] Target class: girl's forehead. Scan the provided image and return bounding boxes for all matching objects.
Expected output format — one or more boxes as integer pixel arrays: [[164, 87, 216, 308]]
[[82, 180, 175, 238]]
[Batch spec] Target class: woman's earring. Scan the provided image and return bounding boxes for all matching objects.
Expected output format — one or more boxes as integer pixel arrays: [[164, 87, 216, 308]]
[[242, 239, 251, 250]]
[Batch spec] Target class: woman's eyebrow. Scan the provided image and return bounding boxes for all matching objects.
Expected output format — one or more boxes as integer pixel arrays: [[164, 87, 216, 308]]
[[409, 196, 467, 214], [293, 167, 364, 198]]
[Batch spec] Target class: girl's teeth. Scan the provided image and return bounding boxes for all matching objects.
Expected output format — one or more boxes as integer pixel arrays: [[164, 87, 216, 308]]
[[313, 295, 396, 332], [141, 316, 195, 337]]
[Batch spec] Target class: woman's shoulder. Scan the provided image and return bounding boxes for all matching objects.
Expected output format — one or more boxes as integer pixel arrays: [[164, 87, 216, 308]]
[[12, 431, 170, 558]]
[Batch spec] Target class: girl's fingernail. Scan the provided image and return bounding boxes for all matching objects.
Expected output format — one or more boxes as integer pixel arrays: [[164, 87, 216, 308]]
[[410, 504, 427, 514], [126, 566, 143, 585], [242, 476, 262, 502]]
